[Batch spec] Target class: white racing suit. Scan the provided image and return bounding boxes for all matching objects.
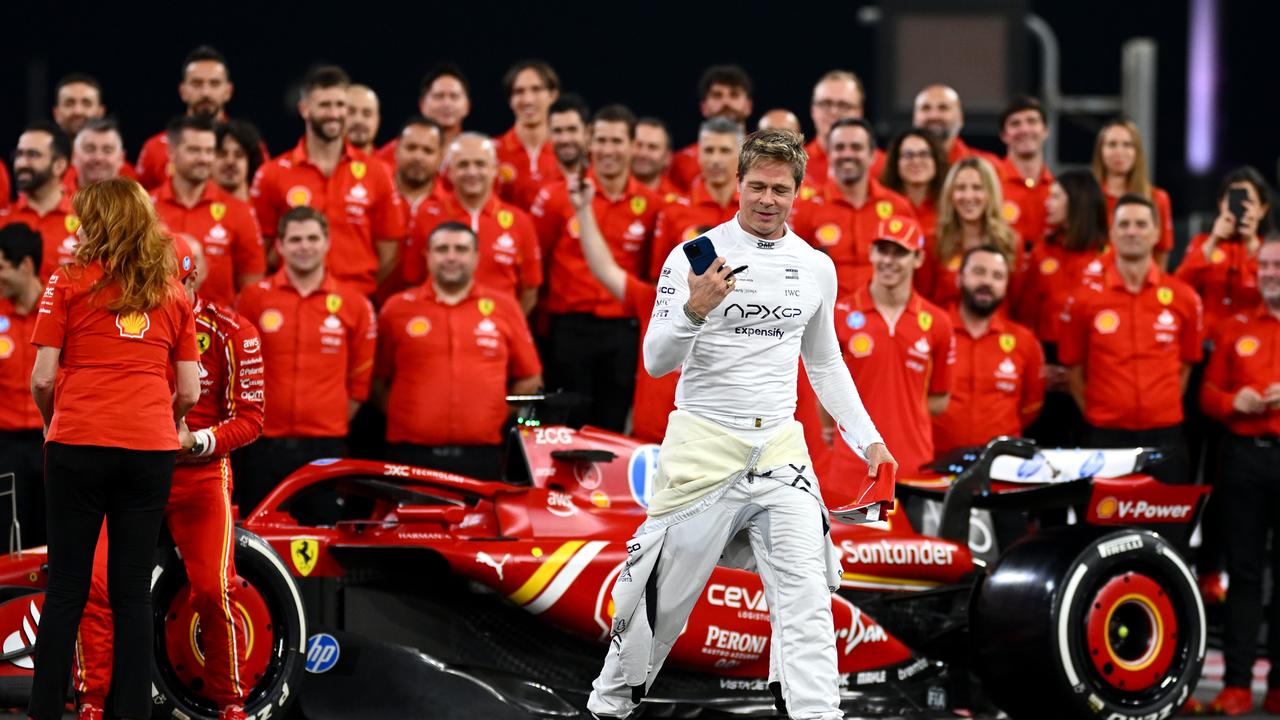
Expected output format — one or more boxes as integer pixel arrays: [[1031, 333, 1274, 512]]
[[588, 411, 844, 719]]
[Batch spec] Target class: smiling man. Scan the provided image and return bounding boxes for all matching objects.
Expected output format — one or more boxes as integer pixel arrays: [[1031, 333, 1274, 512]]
[[589, 129, 893, 720]]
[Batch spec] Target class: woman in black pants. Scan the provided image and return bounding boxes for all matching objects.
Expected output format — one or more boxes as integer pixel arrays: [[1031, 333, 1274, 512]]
[[27, 178, 200, 720]]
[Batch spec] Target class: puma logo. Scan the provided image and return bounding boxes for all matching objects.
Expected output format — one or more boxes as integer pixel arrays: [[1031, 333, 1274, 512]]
[[476, 552, 511, 581]]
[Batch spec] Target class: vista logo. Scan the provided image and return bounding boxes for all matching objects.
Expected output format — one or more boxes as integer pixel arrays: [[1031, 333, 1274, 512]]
[[1096, 496, 1192, 521]]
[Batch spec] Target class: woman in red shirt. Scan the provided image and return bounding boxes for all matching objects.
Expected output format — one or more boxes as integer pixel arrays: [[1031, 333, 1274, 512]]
[[27, 178, 199, 720], [923, 157, 1022, 307], [1091, 119, 1175, 266], [879, 127, 948, 241]]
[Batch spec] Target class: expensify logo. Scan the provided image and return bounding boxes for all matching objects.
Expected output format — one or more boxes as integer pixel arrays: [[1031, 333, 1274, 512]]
[[735, 327, 784, 340]]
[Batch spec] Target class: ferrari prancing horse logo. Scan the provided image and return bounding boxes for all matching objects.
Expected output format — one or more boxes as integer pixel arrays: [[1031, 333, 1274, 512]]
[[291, 538, 318, 576]]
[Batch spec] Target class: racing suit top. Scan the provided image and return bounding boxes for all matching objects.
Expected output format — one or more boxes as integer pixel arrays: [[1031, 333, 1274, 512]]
[[644, 215, 883, 463], [185, 297, 266, 459]]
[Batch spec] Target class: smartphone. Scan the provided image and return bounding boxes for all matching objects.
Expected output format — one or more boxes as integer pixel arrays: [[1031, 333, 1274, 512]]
[[1227, 187, 1249, 228], [683, 236, 718, 275]]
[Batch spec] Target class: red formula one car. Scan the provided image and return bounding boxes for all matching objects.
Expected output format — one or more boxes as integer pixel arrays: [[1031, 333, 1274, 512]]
[[0, 425, 1210, 720]]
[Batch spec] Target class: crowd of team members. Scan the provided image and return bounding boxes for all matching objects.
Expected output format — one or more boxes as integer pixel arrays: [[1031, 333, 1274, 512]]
[[0, 43, 1278, 716]]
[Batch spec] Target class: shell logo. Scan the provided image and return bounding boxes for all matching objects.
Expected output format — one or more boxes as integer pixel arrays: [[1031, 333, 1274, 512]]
[[1039, 257, 1060, 275], [946, 255, 962, 272], [590, 491, 610, 509], [286, 186, 312, 208], [567, 217, 581, 239], [1235, 335, 1260, 357], [1094, 309, 1120, 335], [799, 186, 816, 201], [999, 333, 1017, 353], [259, 309, 285, 333], [1096, 496, 1118, 519], [875, 201, 893, 219], [406, 317, 431, 337], [917, 311, 933, 332], [1156, 287, 1174, 306], [0, 336, 13, 360], [498, 163, 516, 183], [815, 223, 841, 247], [115, 311, 150, 339], [681, 226, 700, 242], [1001, 201, 1021, 223], [1210, 248, 1227, 264], [849, 333, 874, 358]]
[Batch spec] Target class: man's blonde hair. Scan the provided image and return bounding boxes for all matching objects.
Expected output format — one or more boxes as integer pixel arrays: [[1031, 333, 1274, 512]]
[[737, 129, 808, 190]]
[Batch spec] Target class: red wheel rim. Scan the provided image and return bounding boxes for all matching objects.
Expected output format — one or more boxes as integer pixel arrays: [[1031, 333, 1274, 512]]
[[1084, 572, 1178, 692], [163, 574, 275, 699]]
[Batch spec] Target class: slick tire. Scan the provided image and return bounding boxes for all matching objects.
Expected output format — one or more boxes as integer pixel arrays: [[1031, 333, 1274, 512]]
[[971, 527, 1204, 720], [150, 528, 306, 719]]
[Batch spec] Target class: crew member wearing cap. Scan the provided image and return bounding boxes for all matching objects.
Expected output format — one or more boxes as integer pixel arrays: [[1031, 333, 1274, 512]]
[[827, 215, 954, 483], [1059, 194, 1202, 485], [1192, 238, 1280, 716], [75, 236, 263, 720]]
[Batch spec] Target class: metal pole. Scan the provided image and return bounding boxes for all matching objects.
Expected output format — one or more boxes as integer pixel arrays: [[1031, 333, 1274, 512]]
[[1023, 14, 1061, 169], [1122, 38, 1159, 177]]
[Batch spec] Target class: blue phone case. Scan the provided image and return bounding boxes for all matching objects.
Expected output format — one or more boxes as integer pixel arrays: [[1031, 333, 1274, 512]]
[[683, 236, 717, 275]]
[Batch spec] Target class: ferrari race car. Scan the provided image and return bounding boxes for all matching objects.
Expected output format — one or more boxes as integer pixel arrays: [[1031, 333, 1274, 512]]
[[0, 426, 1211, 719]]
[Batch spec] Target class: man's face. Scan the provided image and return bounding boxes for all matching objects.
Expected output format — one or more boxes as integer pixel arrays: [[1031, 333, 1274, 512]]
[[700, 83, 752, 123], [53, 82, 104, 135], [737, 160, 796, 239], [300, 86, 347, 143], [446, 136, 497, 201], [345, 87, 380, 148], [1000, 109, 1046, 159], [13, 131, 61, 193], [828, 125, 873, 185], [1111, 203, 1159, 262], [214, 134, 249, 191], [590, 120, 632, 181], [757, 109, 801, 134], [811, 77, 863, 142], [509, 68, 556, 126], [72, 129, 125, 184], [395, 124, 442, 189], [548, 110, 587, 169], [0, 249, 34, 299], [421, 75, 470, 130], [698, 131, 739, 188], [427, 228, 478, 287], [870, 240, 920, 290], [171, 129, 216, 185], [631, 124, 669, 182], [913, 86, 962, 143], [958, 250, 1009, 317], [179, 61, 232, 119], [1258, 242, 1280, 307], [277, 219, 330, 274]]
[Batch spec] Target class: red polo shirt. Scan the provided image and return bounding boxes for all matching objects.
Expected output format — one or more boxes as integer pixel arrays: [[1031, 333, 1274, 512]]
[[829, 285, 955, 480], [1058, 261, 1203, 430], [996, 156, 1054, 249], [648, 179, 739, 277], [0, 192, 78, 281], [932, 307, 1044, 453], [1201, 306, 1280, 437], [530, 173, 660, 317], [404, 193, 542, 299], [668, 142, 700, 192], [1174, 234, 1261, 335], [236, 270, 375, 438], [494, 126, 560, 211], [152, 180, 265, 307], [0, 298, 41, 431], [250, 139, 405, 295], [0, 164, 9, 212], [1018, 239, 1111, 341], [377, 283, 540, 446], [789, 180, 917, 294]]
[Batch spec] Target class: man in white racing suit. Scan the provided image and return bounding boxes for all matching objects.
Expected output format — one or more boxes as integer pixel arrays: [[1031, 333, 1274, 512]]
[[587, 129, 895, 720]]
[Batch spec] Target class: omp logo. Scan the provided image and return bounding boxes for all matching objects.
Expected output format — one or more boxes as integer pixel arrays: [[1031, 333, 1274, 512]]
[[1098, 498, 1193, 521], [723, 303, 802, 319], [1098, 534, 1144, 558], [707, 583, 769, 611], [704, 625, 767, 656]]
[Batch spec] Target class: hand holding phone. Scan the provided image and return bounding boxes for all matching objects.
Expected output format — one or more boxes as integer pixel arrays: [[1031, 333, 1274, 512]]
[[683, 236, 718, 275], [1227, 187, 1249, 230]]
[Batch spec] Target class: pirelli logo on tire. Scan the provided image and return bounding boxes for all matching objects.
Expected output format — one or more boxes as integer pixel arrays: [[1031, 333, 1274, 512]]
[[1097, 535, 1144, 559]]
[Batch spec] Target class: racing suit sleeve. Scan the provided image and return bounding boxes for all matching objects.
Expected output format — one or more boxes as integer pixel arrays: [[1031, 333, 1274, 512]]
[[799, 253, 883, 461], [641, 245, 703, 378], [193, 321, 265, 458]]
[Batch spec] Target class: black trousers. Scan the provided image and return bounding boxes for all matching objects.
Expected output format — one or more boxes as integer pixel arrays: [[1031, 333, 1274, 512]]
[[237, 436, 345, 523], [388, 443, 502, 481], [547, 314, 638, 432], [29, 442, 173, 720], [0, 429, 46, 548], [1220, 434, 1280, 688], [1085, 423, 1189, 486]]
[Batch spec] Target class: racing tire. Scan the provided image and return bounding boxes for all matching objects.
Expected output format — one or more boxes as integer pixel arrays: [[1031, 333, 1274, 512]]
[[150, 528, 306, 719], [971, 527, 1204, 720]]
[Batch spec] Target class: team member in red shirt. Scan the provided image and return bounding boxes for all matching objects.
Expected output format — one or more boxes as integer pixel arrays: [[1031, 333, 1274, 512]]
[[27, 178, 200, 720], [213, 120, 265, 203], [828, 216, 954, 482], [908, 84, 998, 169], [76, 237, 263, 720], [0, 225, 46, 547], [152, 116, 265, 306], [669, 65, 753, 190], [921, 157, 1022, 308], [1175, 166, 1270, 334], [791, 118, 917, 294], [345, 84, 382, 157], [407, 133, 542, 311], [375, 222, 541, 480], [0, 164, 9, 212], [1059, 195, 1203, 485], [1091, 120, 1175, 266], [0, 124, 77, 280], [66, 118, 129, 193], [545, 95, 591, 190], [649, 117, 741, 277], [391, 117, 445, 225], [375, 63, 471, 167], [631, 117, 681, 203], [251, 65, 405, 296], [996, 96, 1054, 248], [1194, 239, 1280, 716], [494, 59, 561, 210], [932, 246, 1044, 453], [531, 104, 660, 431], [135, 47, 236, 190], [236, 207, 376, 515], [879, 128, 947, 240], [51, 73, 105, 138], [806, 70, 866, 185]]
